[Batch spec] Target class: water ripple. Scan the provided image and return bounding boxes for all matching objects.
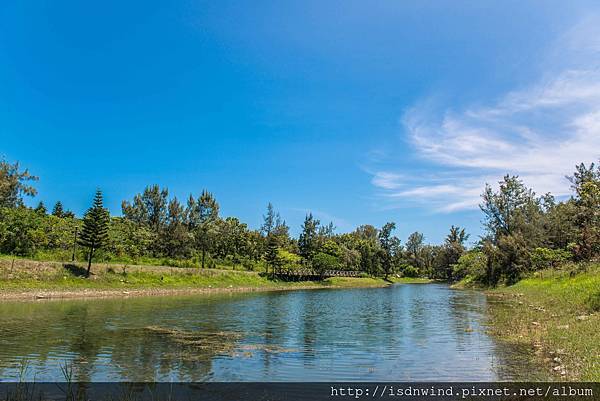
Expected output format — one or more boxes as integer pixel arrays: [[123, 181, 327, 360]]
[[0, 284, 547, 381]]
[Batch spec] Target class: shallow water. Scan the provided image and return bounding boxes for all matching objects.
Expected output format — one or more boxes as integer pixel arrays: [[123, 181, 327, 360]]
[[0, 284, 546, 381]]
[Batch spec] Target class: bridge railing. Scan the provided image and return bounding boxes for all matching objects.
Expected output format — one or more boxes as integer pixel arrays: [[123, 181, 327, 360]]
[[274, 268, 362, 278]]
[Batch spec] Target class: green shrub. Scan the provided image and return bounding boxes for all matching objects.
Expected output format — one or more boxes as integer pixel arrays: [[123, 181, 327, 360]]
[[0, 207, 45, 256], [240, 256, 256, 271], [34, 248, 76, 262], [452, 251, 487, 282], [278, 249, 302, 268], [398, 264, 419, 277], [530, 247, 572, 270], [312, 252, 340, 274]]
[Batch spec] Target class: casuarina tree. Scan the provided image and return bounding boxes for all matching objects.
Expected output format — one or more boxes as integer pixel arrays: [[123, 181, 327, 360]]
[[264, 233, 282, 278], [0, 158, 38, 208], [378, 222, 401, 280], [298, 213, 320, 263], [52, 201, 64, 218], [78, 189, 110, 276], [187, 190, 219, 268], [34, 201, 47, 215]]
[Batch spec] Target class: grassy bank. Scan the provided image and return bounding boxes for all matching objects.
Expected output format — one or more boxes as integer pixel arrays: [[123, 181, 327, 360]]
[[483, 263, 600, 381], [0, 258, 397, 300], [388, 276, 434, 284]]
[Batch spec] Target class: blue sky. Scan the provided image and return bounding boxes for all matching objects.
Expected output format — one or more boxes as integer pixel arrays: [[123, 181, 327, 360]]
[[1, 1, 599, 243]]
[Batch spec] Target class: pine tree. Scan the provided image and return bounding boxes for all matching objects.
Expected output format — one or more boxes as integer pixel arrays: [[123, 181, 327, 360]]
[[260, 203, 290, 254], [440, 225, 470, 281], [265, 233, 282, 278], [161, 197, 191, 258], [569, 162, 600, 260], [406, 231, 425, 271], [446, 225, 469, 246], [261, 203, 275, 237], [187, 190, 219, 268], [34, 201, 47, 215], [0, 158, 38, 208], [78, 190, 110, 276], [298, 213, 320, 263], [378, 222, 400, 279], [272, 215, 290, 250], [52, 201, 64, 218], [63, 210, 76, 219]]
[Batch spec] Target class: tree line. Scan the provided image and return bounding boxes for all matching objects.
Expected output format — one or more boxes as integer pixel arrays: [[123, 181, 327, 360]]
[[0, 157, 598, 284]]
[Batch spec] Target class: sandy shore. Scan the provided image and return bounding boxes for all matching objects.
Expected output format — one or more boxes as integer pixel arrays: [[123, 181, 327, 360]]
[[0, 283, 358, 301]]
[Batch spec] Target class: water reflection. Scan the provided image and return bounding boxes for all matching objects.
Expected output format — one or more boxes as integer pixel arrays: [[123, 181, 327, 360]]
[[0, 284, 547, 381]]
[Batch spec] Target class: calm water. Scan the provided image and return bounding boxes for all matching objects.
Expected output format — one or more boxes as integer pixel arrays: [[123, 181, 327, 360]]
[[0, 284, 546, 381]]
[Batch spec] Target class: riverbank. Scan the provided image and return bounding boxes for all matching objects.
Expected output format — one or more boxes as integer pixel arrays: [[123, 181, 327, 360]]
[[0, 259, 422, 301], [483, 263, 600, 381]]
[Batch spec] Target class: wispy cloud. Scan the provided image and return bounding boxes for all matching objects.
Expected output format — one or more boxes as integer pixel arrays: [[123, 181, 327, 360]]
[[372, 16, 600, 213], [371, 172, 404, 190]]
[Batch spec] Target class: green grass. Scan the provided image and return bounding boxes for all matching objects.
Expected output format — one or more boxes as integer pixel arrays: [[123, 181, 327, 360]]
[[388, 276, 433, 284], [0, 258, 395, 294], [0, 251, 268, 272], [321, 277, 391, 287], [486, 263, 600, 381], [0, 270, 272, 291]]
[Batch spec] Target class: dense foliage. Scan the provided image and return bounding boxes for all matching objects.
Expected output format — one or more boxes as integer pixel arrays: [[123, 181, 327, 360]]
[[1, 156, 599, 284]]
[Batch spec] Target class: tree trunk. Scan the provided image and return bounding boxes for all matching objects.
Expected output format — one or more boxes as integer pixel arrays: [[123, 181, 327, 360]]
[[86, 246, 94, 277], [201, 248, 205, 269], [72, 227, 78, 262], [486, 258, 493, 287]]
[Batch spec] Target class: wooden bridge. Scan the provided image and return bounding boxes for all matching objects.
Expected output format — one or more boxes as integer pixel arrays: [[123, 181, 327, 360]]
[[273, 268, 361, 280]]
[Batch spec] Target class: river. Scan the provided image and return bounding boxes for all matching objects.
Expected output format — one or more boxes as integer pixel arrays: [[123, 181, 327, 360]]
[[0, 284, 546, 381]]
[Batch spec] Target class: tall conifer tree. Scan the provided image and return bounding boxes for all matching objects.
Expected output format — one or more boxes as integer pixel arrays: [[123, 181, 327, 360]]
[[78, 190, 110, 276], [187, 190, 219, 268], [265, 233, 281, 278], [298, 213, 320, 263], [34, 201, 47, 215], [52, 201, 64, 218]]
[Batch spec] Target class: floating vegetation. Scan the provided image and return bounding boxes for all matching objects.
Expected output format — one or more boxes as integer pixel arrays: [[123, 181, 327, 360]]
[[144, 325, 241, 349], [132, 325, 243, 363], [139, 326, 297, 361]]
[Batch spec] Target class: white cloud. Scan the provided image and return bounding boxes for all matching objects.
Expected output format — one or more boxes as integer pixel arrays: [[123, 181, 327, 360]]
[[371, 172, 403, 190], [372, 16, 600, 213]]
